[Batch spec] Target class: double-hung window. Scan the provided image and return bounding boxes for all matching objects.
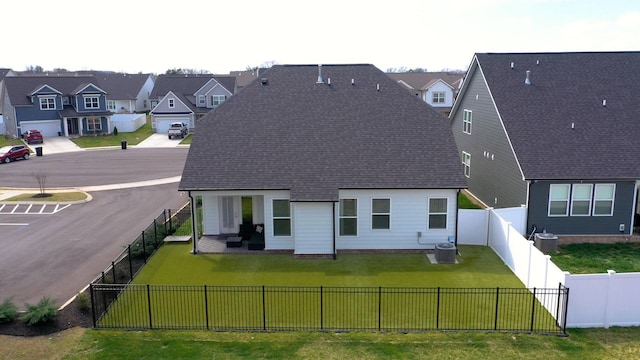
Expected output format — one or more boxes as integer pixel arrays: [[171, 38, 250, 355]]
[[272, 199, 291, 236], [371, 198, 390, 230], [593, 184, 615, 216], [84, 96, 99, 109], [549, 184, 570, 216], [570, 184, 593, 216], [463, 109, 472, 134], [339, 199, 357, 236], [107, 100, 116, 111], [428, 198, 448, 229], [39, 97, 56, 110], [198, 95, 206, 106], [211, 95, 226, 106], [432, 91, 445, 103], [87, 117, 102, 131], [462, 152, 471, 178]]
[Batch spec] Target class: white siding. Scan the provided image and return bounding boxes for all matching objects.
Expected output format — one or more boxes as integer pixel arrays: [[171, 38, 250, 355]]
[[337, 189, 458, 250], [425, 81, 454, 108], [293, 202, 334, 255], [201, 194, 220, 235], [263, 191, 294, 250]]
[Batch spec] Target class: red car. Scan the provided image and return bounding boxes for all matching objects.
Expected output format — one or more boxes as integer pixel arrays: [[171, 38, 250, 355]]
[[23, 130, 44, 144], [0, 145, 31, 163]]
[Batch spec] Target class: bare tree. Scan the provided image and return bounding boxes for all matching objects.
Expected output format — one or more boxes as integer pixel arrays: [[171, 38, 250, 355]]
[[30, 170, 49, 197]]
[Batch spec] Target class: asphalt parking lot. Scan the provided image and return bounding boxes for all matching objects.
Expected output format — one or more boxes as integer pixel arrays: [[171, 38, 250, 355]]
[[0, 147, 190, 309]]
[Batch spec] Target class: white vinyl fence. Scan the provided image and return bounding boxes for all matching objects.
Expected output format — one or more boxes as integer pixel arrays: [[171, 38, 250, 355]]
[[111, 113, 146, 133], [458, 207, 640, 328]]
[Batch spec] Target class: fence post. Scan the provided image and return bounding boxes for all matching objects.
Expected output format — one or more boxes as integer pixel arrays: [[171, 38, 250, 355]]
[[436, 287, 441, 329], [530, 287, 537, 332], [111, 261, 117, 284], [153, 219, 158, 247], [262, 286, 267, 331], [204, 285, 209, 330], [320, 286, 323, 330], [90, 284, 97, 328], [168, 209, 173, 233], [142, 231, 147, 263], [378, 286, 382, 331], [563, 286, 570, 334], [163, 209, 168, 235], [147, 284, 153, 329], [494, 287, 500, 330], [128, 245, 133, 280]]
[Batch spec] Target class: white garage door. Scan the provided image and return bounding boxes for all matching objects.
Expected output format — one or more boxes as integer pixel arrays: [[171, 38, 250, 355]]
[[155, 117, 189, 133], [20, 120, 61, 137]]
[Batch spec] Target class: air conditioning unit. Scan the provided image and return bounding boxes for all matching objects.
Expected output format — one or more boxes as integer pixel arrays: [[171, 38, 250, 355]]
[[435, 242, 456, 264]]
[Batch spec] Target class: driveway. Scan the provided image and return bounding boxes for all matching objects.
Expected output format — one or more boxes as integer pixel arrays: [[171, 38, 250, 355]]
[[136, 133, 187, 148], [30, 136, 81, 155]]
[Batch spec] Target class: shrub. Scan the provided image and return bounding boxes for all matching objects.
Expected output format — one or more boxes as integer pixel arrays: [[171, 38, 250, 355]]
[[0, 298, 18, 323], [76, 291, 90, 312], [113, 126, 119, 136], [21, 297, 57, 326]]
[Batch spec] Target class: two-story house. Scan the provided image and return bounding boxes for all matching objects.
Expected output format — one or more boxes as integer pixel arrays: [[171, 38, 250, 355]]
[[387, 71, 464, 117], [180, 64, 467, 255], [450, 51, 640, 237], [149, 74, 236, 133], [86, 71, 155, 113], [2, 75, 113, 137]]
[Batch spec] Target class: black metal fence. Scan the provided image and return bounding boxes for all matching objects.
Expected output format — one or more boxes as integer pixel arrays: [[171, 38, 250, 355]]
[[90, 283, 568, 335], [91, 204, 191, 286]]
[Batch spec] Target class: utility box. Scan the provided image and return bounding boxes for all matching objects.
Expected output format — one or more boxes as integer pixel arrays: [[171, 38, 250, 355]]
[[534, 233, 558, 254], [435, 242, 456, 263]]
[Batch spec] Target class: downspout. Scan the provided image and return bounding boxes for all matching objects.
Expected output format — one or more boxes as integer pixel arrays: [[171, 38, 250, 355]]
[[333, 202, 337, 260], [455, 189, 460, 254], [188, 191, 199, 254]]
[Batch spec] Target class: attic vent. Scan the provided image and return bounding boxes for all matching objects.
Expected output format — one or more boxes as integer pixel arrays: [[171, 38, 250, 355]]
[[260, 78, 268, 85], [525, 70, 531, 85], [316, 64, 324, 83]]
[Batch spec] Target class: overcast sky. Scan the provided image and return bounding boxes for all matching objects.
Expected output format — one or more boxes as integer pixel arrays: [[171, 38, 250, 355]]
[[3, 0, 639, 74]]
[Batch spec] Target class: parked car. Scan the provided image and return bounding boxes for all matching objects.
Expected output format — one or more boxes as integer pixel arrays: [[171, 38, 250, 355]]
[[167, 122, 188, 139], [0, 145, 31, 163], [23, 130, 44, 144]]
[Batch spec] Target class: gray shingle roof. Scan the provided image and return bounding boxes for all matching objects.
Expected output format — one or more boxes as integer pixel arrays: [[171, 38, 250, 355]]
[[180, 64, 467, 201], [4, 75, 98, 106], [149, 74, 235, 99], [473, 51, 640, 180], [85, 72, 152, 100]]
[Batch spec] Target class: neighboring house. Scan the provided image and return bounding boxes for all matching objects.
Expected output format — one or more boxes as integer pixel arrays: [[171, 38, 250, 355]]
[[85, 71, 154, 113], [180, 64, 467, 255], [387, 71, 464, 117], [228, 68, 267, 91], [2, 75, 113, 137], [149, 74, 236, 133], [449, 51, 640, 237], [0, 68, 18, 115]]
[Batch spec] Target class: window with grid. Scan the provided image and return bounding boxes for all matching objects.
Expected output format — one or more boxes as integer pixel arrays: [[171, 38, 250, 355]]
[[462, 152, 471, 178], [548, 184, 570, 216], [39, 97, 56, 110], [593, 184, 615, 216], [272, 199, 291, 236], [340, 199, 357, 236], [212, 95, 226, 106], [371, 198, 390, 230], [84, 96, 99, 109], [107, 100, 116, 110], [432, 91, 446, 103], [168, 98, 175, 108], [428, 198, 448, 229], [463, 109, 472, 134], [198, 95, 205, 106], [87, 117, 102, 131]]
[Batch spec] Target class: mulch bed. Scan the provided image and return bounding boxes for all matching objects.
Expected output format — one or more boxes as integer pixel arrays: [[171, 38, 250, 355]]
[[0, 297, 93, 337]]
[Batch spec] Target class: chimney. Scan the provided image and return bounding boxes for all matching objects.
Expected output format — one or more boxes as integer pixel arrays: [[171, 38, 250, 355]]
[[316, 64, 323, 83], [525, 70, 531, 85]]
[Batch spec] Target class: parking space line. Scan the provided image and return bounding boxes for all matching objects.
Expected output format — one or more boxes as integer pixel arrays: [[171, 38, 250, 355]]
[[0, 203, 72, 215]]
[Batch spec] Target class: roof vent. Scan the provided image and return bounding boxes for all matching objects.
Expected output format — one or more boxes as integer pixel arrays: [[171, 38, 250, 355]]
[[510, 62, 514, 69], [525, 70, 531, 85], [376, 83, 380, 91], [327, 77, 331, 86], [260, 78, 268, 85], [316, 64, 323, 84], [351, 78, 355, 85], [602, 99, 607, 107], [536, 59, 540, 65]]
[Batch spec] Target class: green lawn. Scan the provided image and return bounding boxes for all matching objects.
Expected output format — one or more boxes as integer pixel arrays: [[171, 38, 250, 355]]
[[70, 123, 153, 148], [459, 191, 482, 209], [0, 137, 25, 147], [133, 243, 523, 288], [550, 242, 640, 274]]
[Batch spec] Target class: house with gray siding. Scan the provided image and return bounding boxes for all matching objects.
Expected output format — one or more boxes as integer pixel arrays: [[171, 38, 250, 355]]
[[149, 74, 236, 133], [180, 64, 467, 255], [450, 52, 640, 237]]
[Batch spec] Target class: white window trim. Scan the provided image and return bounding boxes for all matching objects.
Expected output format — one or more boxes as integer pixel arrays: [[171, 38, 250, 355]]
[[371, 198, 391, 230], [107, 100, 116, 110], [462, 151, 471, 178], [432, 91, 446, 103], [87, 117, 102, 131], [463, 109, 472, 134], [428, 197, 448, 230], [593, 183, 615, 216], [339, 199, 358, 236], [168, 98, 175, 108], [39, 97, 56, 110], [548, 184, 570, 217], [84, 96, 100, 109], [272, 199, 291, 237], [198, 95, 205, 106], [570, 184, 593, 216]]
